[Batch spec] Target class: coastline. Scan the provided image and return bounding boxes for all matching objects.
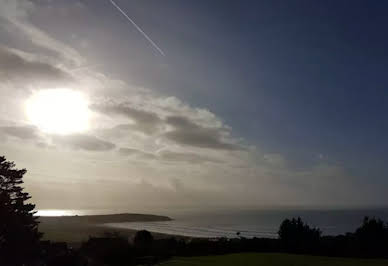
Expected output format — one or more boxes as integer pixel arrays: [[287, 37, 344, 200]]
[[38, 213, 178, 247]]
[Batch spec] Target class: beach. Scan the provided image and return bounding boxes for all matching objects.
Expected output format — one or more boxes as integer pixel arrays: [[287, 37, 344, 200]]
[[38, 213, 174, 247]]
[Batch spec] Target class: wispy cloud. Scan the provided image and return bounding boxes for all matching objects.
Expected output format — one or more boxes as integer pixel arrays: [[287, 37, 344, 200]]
[[0, 0, 375, 208]]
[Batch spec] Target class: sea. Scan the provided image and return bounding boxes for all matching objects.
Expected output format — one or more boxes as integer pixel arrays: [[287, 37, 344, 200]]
[[36, 208, 388, 239]]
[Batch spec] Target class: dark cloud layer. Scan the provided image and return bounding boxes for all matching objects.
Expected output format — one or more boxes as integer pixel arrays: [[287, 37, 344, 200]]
[[0, 126, 116, 152], [53, 134, 115, 151], [0, 125, 39, 140], [90, 103, 162, 134], [165, 116, 241, 150], [0, 46, 71, 85], [92, 102, 241, 150]]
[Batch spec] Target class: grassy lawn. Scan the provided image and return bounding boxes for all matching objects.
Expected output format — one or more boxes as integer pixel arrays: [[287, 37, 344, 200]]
[[160, 253, 388, 266]]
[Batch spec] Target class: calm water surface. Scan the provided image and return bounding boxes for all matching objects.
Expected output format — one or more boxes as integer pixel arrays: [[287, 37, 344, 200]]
[[37, 208, 388, 238]]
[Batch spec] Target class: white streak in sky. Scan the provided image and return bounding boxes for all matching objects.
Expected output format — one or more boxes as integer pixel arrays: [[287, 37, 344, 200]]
[[109, 0, 165, 56]]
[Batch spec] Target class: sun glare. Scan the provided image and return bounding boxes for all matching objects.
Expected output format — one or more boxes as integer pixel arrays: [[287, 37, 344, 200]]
[[26, 89, 90, 135], [35, 209, 74, 216]]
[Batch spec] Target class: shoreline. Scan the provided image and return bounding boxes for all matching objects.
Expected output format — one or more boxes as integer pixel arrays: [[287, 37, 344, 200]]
[[38, 213, 177, 247]]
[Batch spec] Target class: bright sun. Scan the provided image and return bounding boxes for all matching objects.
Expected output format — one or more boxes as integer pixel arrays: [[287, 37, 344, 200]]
[[26, 89, 90, 135]]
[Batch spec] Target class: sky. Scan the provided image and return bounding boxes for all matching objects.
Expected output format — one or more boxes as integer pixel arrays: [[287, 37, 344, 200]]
[[0, 0, 387, 212]]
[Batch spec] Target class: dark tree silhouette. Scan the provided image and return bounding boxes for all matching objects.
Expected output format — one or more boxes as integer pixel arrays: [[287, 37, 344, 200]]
[[278, 217, 321, 253], [354, 216, 388, 257], [134, 229, 154, 254], [0, 156, 42, 265]]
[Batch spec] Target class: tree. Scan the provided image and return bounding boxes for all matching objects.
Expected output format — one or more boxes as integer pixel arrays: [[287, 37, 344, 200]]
[[134, 230, 153, 253], [278, 217, 321, 253], [0, 156, 42, 265], [354, 216, 388, 257]]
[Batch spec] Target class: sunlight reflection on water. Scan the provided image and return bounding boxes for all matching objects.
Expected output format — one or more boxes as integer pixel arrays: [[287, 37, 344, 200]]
[[35, 209, 114, 216], [35, 209, 75, 216]]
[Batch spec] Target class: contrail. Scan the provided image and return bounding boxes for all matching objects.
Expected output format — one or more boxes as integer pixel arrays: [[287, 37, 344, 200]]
[[109, 0, 165, 56]]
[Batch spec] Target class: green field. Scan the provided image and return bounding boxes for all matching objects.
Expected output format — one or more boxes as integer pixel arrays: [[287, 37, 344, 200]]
[[160, 253, 388, 266]]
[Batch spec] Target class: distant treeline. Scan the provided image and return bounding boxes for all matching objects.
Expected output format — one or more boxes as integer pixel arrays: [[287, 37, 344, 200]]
[[56, 215, 388, 266], [278, 216, 388, 258]]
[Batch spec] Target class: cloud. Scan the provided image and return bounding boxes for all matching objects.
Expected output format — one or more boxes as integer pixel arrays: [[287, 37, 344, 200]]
[[118, 147, 220, 164], [118, 147, 157, 160], [119, 147, 222, 164], [53, 134, 116, 151], [0, 0, 84, 66], [0, 46, 72, 86], [263, 153, 286, 167], [92, 101, 242, 150], [0, 125, 39, 140], [165, 116, 241, 150], [0, 0, 374, 210], [158, 150, 223, 164], [0, 0, 33, 19], [90, 103, 162, 135]]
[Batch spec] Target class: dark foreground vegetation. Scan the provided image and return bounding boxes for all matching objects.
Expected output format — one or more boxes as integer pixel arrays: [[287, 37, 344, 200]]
[[162, 253, 388, 266], [1, 155, 388, 265]]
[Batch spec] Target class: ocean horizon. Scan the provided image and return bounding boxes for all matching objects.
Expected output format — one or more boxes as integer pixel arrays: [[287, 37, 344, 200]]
[[36, 207, 388, 239]]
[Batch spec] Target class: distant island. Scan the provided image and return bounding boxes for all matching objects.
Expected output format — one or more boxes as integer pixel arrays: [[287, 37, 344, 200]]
[[38, 213, 172, 246]]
